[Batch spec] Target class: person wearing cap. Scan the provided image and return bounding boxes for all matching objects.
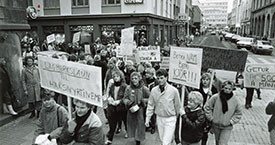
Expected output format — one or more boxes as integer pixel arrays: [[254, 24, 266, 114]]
[[123, 72, 150, 145], [145, 69, 181, 145], [33, 89, 68, 145], [204, 81, 242, 145]]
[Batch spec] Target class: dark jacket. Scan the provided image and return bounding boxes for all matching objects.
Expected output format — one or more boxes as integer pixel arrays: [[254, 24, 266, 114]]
[[59, 111, 104, 145], [195, 83, 218, 106], [93, 60, 108, 91], [266, 101, 275, 132], [107, 82, 127, 112], [175, 108, 206, 144]]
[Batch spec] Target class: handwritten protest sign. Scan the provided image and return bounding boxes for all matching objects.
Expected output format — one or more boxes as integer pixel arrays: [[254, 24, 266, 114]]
[[47, 34, 55, 44], [120, 27, 134, 56], [160, 57, 170, 69], [38, 56, 103, 107], [73, 32, 81, 43], [168, 46, 203, 89], [190, 45, 248, 72], [244, 63, 275, 89], [137, 46, 161, 62], [84, 44, 91, 54]]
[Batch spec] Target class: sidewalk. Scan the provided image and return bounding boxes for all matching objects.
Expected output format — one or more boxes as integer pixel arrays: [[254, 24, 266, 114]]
[[0, 88, 273, 145]]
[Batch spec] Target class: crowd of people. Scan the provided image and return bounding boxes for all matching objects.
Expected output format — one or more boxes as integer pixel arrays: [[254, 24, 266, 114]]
[[0, 32, 274, 145]]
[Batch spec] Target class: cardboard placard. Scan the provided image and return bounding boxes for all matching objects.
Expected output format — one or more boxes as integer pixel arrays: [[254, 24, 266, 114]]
[[47, 34, 55, 44], [38, 56, 103, 107], [168, 46, 203, 89], [137, 46, 161, 62], [191, 45, 248, 72], [73, 32, 81, 43], [120, 27, 134, 56], [84, 44, 91, 54], [244, 63, 275, 89], [160, 57, 170, 69]]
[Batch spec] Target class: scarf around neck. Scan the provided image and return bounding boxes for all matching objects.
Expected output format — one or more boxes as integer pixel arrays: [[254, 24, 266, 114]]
[[74, 109, 91, 135], [219, 91, 233, 114]]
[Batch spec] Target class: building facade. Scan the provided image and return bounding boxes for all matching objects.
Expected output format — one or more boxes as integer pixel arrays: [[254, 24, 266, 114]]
[[198, 0, 228, 28], [192, 5, 203, 34], [251, 0, 275, 42], [240, 0, 253, 36], [29, 0, 181, 47]]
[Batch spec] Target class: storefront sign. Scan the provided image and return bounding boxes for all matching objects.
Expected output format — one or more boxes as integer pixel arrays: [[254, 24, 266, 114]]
[[124, 0, 143, 4], [244, 63, 275, 89], [120, 27, 134, 56], [160, 57, 170, 69], [47, 34, 55, 44], [168, 46, 203, 89], [38, 56, 103, 107], [137, 46, 161, 62]]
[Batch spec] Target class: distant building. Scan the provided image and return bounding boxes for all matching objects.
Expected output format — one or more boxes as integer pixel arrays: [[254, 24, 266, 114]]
[[28, 0, 181, 47], [240, 0, 252, 36], [251, 0, 275, 41], [198, 0, 228, 28], [192, 5, 203, 34]]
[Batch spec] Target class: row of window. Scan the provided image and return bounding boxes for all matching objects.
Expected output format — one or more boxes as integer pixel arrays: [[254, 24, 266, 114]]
[[207, 19, 226, 22], [44, 0, 121, 8]]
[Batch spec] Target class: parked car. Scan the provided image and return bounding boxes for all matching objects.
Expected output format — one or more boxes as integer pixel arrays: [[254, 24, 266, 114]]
[[224, 33, 234, 41], [251, 40, 274, 55], [236, 37, 255, 50], [211, 31, 216, 35], [231, 35, 241, 43]]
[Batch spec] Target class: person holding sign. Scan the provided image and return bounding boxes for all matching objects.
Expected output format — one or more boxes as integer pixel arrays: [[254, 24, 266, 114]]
[[204, 81, 242, 145], [105, 70, 128, 145], [59, 99, 105, 145], [145, 69, 181, 145], [33, 89, 68, 145], [123, 72, 150, 145], [194, 73, 218, 145], [175, 91, 206, 145], [265, 98, 275, 145]]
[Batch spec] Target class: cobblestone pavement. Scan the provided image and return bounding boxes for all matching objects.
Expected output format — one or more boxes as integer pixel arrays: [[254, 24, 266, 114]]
[[0, 88, 273, 145]]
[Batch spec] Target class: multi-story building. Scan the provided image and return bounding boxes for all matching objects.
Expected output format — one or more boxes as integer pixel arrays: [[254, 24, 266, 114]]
[[231, 0, 242, 34], [251, 0, 275, 42], [28, 0, 181, 47], [192, 5, 204, 34], [240, 0, 252, 36], [198, 0, 228, 28]]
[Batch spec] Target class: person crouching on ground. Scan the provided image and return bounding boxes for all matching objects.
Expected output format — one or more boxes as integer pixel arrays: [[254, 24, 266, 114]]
[[59, 99, 105, 145], [175, 91, 206, 145], [33, 89, 68, 145], [204, 81, 242, 145]]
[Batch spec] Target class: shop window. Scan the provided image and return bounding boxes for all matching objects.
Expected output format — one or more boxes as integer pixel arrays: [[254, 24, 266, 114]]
[[100, 24, 124, 44], [72, 0, 89, 7], [132, 25, 149, 46], [44, 0, 60, 8], [103, 0, 121, 5]]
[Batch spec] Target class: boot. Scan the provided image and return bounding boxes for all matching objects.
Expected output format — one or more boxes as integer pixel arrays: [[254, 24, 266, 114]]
[[37, 110, 40, 118], [3, 104, 9, 114], [7, 105, 18, 115], [29, 110, 35, 119]]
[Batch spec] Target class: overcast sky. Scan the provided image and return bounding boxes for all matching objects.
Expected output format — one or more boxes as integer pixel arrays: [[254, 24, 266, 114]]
[[227, 0, 233, 13]]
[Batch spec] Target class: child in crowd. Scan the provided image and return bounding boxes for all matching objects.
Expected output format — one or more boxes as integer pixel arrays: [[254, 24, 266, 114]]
[[175, 91, 206, 145]]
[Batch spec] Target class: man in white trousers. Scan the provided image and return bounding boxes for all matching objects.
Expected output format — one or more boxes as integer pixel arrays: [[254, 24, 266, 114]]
[[145, 69, 181, 145]]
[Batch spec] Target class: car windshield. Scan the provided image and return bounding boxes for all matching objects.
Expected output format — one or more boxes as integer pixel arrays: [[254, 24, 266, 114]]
[[240, 38, 253, 42], [258, 41, 271, 45]]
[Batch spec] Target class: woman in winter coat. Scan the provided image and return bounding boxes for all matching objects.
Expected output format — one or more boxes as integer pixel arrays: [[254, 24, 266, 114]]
[[266, 98, 275, 145], [123, 72, 150, 145], [105, 70, 128, 145], [22, 56, 41, 118], [204, 81, 242, 145], [59, 99, 105, 145]]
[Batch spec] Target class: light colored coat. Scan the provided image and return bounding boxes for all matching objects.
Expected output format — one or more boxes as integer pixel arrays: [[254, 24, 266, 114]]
[[22, 66, 41, 103], [204, 93, 242, 129]]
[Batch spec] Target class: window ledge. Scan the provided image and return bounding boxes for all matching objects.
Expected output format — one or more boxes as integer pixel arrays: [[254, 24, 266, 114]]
[[102, 4, 121, 7], [72, 5, 89, 8]]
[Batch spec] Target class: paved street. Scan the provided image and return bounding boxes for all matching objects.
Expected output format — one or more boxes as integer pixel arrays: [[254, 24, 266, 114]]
[[0, 34, 274, 145]]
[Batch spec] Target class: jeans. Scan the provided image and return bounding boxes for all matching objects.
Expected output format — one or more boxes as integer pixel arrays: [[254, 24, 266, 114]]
[[156, 115, 177, 145], [212, 126, 232, 145]]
